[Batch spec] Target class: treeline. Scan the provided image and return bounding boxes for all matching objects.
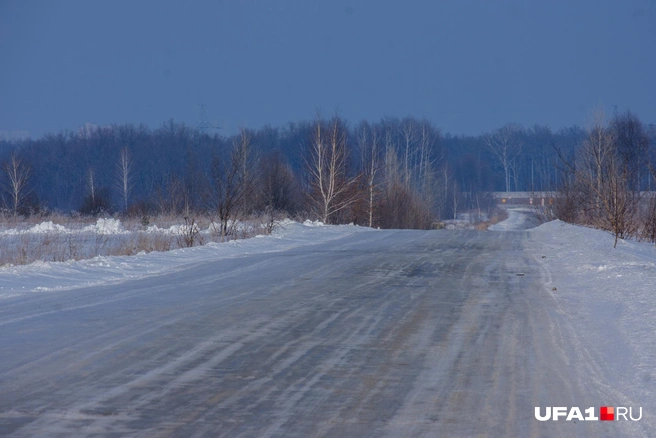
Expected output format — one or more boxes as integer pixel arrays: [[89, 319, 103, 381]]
[[555, 110, 656, 246], [0, 113, 622, 229]]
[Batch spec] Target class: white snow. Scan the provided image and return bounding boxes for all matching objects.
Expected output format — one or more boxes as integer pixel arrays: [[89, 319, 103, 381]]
[[0, 220, 371, 297], [81, 218, 126, 234], [528, 219, 656, 421], [487, 207, 539, 231], [29, 221, 69, 234], [0, 218, 329, 238], [0, 221, 69, 235], [486, 207, 656, 417], [3, 210, 656, 421], [0, 218, 127, 235]]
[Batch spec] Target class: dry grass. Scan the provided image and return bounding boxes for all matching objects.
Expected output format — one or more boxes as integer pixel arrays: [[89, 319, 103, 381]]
[[0, 213, 277, 268]]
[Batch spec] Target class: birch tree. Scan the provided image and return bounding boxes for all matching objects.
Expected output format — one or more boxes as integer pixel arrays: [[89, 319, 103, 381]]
[[87, 167, 96, 206], [207, 128, 256, 238], [557, 110, 643, 247], [115, 147, 133, 213], [3, 153, 31, 217], [485, 124, 523, 192], [306, 115, 359, 223], [356, 122, 381, 227]]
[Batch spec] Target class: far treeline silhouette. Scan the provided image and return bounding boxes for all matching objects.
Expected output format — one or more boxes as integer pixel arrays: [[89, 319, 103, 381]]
[[1, 112, 654, 232]]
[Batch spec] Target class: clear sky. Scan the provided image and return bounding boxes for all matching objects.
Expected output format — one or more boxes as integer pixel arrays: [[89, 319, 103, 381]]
[[1, 0, 654, 139]]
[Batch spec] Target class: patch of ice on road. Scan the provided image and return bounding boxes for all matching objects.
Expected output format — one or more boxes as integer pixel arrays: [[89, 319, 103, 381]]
[[0, 221, 372, 297], [488, 208, 539, 231]]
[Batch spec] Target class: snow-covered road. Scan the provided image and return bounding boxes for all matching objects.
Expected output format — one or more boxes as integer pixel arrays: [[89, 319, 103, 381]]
[[0, 218, 654, 436]]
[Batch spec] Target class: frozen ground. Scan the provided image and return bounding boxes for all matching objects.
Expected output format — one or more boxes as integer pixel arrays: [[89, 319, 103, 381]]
[[0, 213, 655, 436]]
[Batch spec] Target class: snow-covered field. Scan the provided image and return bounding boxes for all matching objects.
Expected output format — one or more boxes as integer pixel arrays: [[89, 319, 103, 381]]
[[527, 219, 656, 422], [0, 217, 273, 267], [0, 220, 371, 298]]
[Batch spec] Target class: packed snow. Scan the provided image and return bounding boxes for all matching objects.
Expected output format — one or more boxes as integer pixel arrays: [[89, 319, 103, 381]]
[[487, 207, 540, 231], [0, 220, 370, 298], [3, 210, 656, 423]]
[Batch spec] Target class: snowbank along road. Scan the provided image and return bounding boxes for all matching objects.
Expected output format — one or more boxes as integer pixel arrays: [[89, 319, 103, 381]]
[[0, 215, 652, 436]]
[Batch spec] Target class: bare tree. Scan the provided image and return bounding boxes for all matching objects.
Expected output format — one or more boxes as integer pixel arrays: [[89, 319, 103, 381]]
[[399, 119, 417, 188], [234, 127, 257, 213], [485, 124, 523, 192], [87, 167, 96, 206], [377, 139, 432, 229], [3, 153, 31, 217], [451, 180, 460, 221], [157, 174, 188, 216], [257, 151, 300, 232], [258, 150, 300, 215], [643, 195, 656, 243], [80, 166, 111, 215], [556, 110, 643, 247], [115, 147, 133, 213], [612, 111, 650, 191], [417, 120, 441, 213], [397, 118, 439, 192], [356, 122, 382, 227], [207, 128, 256, 238], [305, 115, 359, 223]]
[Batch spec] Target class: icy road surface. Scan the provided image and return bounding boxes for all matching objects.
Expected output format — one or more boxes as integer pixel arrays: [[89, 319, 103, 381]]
[[0, 228, 652, 436]]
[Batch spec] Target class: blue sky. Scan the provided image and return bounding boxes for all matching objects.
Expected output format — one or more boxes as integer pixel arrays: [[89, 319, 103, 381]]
[[1, 0, 654, 139]]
